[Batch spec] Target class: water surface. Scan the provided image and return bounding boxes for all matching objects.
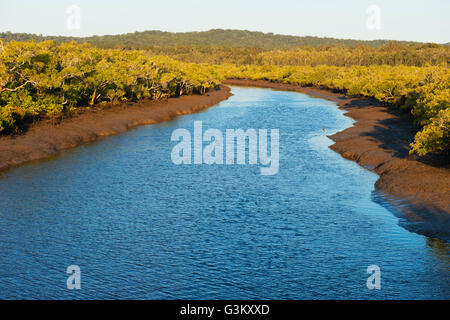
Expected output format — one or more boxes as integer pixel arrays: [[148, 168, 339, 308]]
[[0, 86, 448, 299]]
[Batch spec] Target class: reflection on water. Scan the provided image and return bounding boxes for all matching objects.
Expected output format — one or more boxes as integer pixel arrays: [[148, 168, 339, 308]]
[[0, 86, 448, 299]]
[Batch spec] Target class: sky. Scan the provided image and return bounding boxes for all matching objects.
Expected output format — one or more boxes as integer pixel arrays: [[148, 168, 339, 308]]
[[0, 0, 448, 43]]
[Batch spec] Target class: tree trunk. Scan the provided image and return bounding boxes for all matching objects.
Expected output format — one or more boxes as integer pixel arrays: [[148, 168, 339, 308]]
[[90, 87, 97, 105]]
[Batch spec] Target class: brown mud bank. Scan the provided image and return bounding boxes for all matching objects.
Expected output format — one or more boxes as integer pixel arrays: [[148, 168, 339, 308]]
[[0, 86, 231, 171], [225, 79, 450, 240]]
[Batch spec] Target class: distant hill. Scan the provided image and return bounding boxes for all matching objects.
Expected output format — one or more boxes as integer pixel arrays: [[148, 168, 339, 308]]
[[0, 29, 433, 49]]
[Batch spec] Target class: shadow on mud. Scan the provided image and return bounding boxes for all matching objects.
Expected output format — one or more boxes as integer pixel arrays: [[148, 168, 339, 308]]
[[372, 190, 450, 243]]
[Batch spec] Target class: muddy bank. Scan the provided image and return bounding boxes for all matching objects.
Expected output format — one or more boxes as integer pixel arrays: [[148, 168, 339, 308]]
[[0, 86, 232, 171], [224, 79, 450, 240]]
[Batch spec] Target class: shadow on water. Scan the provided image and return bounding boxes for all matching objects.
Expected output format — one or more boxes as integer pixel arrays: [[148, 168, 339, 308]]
[[372, 190, 450, 243]]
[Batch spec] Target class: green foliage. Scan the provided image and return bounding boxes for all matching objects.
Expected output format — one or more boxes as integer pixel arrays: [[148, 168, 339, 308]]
[[0, 41, 221, 133], [410, 109, 449, 155]]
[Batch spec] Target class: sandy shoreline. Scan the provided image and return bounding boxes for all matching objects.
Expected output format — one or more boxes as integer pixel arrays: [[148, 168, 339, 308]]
[[224, 79, 450, 240], [0, 86, 232, 171]]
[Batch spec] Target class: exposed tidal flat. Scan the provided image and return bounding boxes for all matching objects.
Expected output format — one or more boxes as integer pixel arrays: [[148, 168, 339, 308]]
[[0, 86, 448, 299]]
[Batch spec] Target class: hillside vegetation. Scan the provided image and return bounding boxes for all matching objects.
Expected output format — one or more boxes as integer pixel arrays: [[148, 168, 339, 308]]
[[0, 29, 426, 49]]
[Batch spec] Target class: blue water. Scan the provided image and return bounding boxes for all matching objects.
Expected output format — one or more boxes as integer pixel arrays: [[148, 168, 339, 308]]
[[0, 86, 448, 299]]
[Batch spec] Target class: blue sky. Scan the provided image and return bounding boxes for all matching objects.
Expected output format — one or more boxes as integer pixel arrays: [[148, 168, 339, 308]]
[[0, 0, 448, 43]]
